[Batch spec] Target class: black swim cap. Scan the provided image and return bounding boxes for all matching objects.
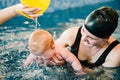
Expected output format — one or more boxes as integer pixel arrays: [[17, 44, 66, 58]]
[[84, 6, 119, 38]]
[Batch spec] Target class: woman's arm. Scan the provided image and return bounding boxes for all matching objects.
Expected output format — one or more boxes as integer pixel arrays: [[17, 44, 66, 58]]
[[0, 4, 18, 24], [0, 4, 42, 24]]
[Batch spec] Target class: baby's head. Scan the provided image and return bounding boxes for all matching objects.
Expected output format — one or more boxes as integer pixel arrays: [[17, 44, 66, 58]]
[[29, 30, 54, 57]]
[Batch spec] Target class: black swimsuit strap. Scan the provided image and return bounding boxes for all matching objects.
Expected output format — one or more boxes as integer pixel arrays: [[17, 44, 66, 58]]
[[71, 27, 82, 57], [80, 40, 119, 68], [95, 40, 119, 66]]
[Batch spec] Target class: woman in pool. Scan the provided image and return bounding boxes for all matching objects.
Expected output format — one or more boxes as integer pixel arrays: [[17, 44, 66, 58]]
[[0, 3, 42, 24], [55, 6, 120, 68], [25, 6, 120, 73]]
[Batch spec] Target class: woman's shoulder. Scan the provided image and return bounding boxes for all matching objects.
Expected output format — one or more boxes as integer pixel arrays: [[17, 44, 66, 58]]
[[104, 39, 120, 67], [61, 26, 81, 35], [66, 26, 81, 31], [57, 26, 81, 46], [108, 36, 120, 52]]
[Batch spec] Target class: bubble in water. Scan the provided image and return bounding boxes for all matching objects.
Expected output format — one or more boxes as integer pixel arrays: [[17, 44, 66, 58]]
[[24, 21, 30, 25], [53, 31, 57, 40]]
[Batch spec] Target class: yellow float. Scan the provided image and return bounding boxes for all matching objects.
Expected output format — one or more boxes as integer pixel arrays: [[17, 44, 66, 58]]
[[17, 0, 51, 19]]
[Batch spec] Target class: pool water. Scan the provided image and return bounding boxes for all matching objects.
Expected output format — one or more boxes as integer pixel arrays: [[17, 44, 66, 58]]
[[0, 20, 82, 80], [1, 17, 120, 79], [1, 0, 120, 80]]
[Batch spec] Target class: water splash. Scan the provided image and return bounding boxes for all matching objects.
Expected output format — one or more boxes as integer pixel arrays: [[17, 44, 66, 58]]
[[1, 35, 6, 55], [34, 18, 41, 30]]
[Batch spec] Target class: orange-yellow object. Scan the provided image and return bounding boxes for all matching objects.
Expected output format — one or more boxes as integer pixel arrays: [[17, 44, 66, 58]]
[[17, 0, 50, 19]]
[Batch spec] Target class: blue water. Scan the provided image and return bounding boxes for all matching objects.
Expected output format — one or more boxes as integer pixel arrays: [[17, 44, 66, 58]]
[[1, 0, 120, 28], [0, 0, 120, 80]]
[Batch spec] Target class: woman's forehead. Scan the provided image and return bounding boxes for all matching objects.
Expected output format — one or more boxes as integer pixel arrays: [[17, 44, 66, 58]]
[[82, 26, 102, 40]]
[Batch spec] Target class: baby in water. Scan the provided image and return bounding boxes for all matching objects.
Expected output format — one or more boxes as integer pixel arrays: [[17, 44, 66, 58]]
[[24, 29, 85, 75]]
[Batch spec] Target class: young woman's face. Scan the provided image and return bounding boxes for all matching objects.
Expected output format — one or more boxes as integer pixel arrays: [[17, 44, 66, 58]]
[[81, 26, 104, 46]]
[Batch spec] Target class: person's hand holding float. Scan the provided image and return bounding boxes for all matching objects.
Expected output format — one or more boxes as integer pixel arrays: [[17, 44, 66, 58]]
[[16, 4, 43, 20], [16, 0, 51, 20]]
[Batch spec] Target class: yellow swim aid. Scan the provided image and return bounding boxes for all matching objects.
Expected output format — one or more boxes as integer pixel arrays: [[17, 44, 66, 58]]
[[17, 0, 51, 19]]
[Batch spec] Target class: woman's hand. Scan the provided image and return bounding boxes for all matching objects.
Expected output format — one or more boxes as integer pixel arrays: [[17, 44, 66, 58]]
[[16, 4, 42, 20]]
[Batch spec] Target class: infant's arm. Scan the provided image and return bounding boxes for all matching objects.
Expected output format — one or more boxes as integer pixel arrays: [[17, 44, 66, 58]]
[[59, 48, 84, 75], [24, 53, 36, 66]]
